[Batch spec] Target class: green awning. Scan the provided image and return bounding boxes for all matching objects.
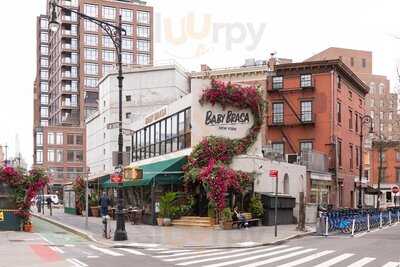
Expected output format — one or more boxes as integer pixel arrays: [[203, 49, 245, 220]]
[[103, 156, 187, 189], [90, 174, 110, 185]]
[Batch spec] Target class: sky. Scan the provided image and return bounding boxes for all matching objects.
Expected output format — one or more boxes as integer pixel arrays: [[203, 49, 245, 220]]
[[1, 0, 400, 167]]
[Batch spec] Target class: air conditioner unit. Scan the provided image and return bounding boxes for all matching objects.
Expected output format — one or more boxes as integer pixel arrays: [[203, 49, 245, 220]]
[[286, 154, 299, 164]]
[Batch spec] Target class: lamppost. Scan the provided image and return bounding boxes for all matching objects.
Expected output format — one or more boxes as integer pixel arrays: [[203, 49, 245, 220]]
[[358, 115, 373, 209], [48, 0, 127, 241]]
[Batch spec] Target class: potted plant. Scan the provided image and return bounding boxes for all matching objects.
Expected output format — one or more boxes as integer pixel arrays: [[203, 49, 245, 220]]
[[250, 195, 264, 219], [208, 202, 216, 224], [159, 192, 177, 226], [89, 193, 100, 217], [220, 207, 233, 230], [22, 220, 33, 232]]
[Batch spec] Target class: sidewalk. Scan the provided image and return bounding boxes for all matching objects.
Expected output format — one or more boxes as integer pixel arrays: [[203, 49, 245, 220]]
[[34, 208, 315, 249]]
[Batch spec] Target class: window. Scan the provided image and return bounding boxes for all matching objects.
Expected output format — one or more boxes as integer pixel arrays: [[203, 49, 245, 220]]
[[338, 140, 342, 167], [337, 75, 341, 89], [380, 112, 384, 120], [386, 191, 392, 203], [126, 95, 131, 102], [137, 40, 150, 52], [337, 102, 341, 124], [355, 146, 359, 167], [41, 70, 48, 80], [84, 4, 98, 17], [84, 34, 98, 46], [36, 132, 43, 146], [122, 24, 133, 36], [272, 76, 283, 89], [362, 58, 366, 68], [137, 26, 150, 38], [272, 103, 284, 124], [40, 19, 48, 29], [272, 143, 284, 157], [348, 91, 352, 100], [379, 84, 384, 95], [350, 57, 354, 66], [349, 109, 353, 130], [85, 77, 98, 88], [56, 150, 63, 162], [355, 113, 358, 132], [41, 45, 48, 55], [138, 54, 150, 65], [40, 58, 48, 67], [40, 94, 48, 105], [40, 107, 48, 117], [102, 6, 116, 20], [300, 101, 312, 122], [122, 38, 132, 50], [300, 74, 312, 87], [40, 32, 48, 43], [102, 36, 114, 48], [389, 112, 393, 120], [85, 63, 98, 75], [56, 133, 63, 145], [300, 141, 313, 153], [102, 50, 115, 62], [121, 9, 133, 21], [66, 150, 83, 162], [48, 150, 55, 162], [40, 120, 48, 127], [122, 52, 133, 64], [84, 20, 98, 32], [380, 99, 384, 108], [380, 123, 384, 132], [40, 82, 48, 92], [36, 150, 43, 164], [85, 48, 98, 60], [48, 132, 55, 145], [349, 144, 353, 169], [137, 11, 150, 24], [102, 64, 113, 74], [126, 112, 132, 119], [397, 168, 400, 183]]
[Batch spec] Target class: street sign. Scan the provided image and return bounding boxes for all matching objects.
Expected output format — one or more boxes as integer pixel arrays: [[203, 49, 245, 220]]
[[392, 185, 399, 194], [107, 122, 120, 130], [269, 170, 278, 178], [111, 173, 123, 183], [122, 129, 135, 136]]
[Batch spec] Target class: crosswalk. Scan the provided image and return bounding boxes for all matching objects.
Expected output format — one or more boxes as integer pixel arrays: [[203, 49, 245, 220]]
[[144, 245, 400, 267]]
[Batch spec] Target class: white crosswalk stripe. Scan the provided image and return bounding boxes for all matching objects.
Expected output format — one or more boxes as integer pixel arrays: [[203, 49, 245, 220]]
[[276, 250, 335, 267], [155, 249, 219, 258], [347, 257, 376, 267], [88, 245, 123, 256], [240, 248, 317, 267], [313, 253, 354, 267], [174, 245, 288, 265], [158, 250, 193, 254], [118, 248, 146, 255], [203, 246, 303, 267], [382, 262, 400, 267]]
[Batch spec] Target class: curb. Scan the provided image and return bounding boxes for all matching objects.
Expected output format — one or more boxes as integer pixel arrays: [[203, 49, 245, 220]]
[[32, 214, 111, 247], [33, 214, 316, 250]]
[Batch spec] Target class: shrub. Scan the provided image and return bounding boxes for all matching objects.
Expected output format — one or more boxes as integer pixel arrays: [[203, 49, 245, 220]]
[[250, 195, 264, 218], [222, 207, 233, 222], [159, 192, 177, 218]]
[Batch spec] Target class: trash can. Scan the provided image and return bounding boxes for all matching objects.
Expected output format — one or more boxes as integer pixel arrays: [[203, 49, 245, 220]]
[[259, 193, 295, 226]]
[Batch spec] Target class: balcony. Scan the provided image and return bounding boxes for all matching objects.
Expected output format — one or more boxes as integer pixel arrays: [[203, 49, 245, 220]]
[[61, 111, 79, 125], [62, 57, 71, 64], [61, 0, 78, 8], [299, 150, 330, 173], [62, 30, 77, 36], [268, 113, 316, 127], [61, 71, 77, 79], [61, 43, 77, 50], [62, 85, 78, 93]]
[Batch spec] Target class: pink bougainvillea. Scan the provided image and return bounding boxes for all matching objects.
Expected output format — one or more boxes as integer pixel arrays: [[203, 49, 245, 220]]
[[0, 167, 48, 223], [184, 80, 265, 212]]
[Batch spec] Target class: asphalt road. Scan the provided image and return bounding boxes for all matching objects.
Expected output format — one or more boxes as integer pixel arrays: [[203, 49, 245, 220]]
[[6, 218, 400, 267]]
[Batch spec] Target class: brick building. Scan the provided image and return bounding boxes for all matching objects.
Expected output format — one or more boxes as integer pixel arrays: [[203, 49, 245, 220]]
[[266, 59, 369, 208], [33, 0, 154, 188]]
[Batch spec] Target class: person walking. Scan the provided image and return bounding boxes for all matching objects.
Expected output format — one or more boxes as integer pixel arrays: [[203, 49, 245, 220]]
[[99, 192, 110, 217], [46, 196, 53, 216]]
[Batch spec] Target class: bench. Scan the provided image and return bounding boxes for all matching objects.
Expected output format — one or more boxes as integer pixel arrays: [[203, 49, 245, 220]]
[[232, 212, 261, 228]]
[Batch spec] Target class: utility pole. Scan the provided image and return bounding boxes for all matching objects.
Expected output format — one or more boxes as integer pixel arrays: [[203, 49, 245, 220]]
[[376, 140, 384, 209]]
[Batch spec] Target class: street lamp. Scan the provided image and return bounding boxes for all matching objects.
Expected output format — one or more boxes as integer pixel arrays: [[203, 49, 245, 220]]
[[48, 0, 127, 241], [358, 115, 373, 209]]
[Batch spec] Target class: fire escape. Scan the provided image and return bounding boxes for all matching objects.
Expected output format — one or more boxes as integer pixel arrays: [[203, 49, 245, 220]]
[[267, 75, 316, 155]]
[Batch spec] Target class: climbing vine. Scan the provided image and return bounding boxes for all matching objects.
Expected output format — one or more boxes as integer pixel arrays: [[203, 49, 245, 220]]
[[183, 79, 265, 212]]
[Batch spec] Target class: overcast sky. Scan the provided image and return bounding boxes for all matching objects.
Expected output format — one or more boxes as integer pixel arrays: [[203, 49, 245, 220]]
[[1, 0, 399, 167]]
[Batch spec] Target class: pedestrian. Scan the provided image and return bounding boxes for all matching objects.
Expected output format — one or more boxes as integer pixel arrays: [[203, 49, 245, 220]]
[[99, 191, 110, 217], [46, 196, 53, 216], [233, 206, 248, 229], [36, 197, 41, 213]]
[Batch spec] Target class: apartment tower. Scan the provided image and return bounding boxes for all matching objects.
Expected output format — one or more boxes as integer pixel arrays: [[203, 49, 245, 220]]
[[33, 0, 153, 189]]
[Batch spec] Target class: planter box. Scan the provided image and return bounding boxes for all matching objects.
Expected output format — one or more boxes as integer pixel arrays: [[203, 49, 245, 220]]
[[221, 221, 233, 230]]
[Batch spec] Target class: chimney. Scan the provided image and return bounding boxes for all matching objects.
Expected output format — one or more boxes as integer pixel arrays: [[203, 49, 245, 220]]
[[267, 53, 277, 71], [201, 64, 211, 72]]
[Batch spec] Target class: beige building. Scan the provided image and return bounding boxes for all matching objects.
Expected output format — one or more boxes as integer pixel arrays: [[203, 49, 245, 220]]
[[306, 47, 399, 140], [33, 0, 154, 188]]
